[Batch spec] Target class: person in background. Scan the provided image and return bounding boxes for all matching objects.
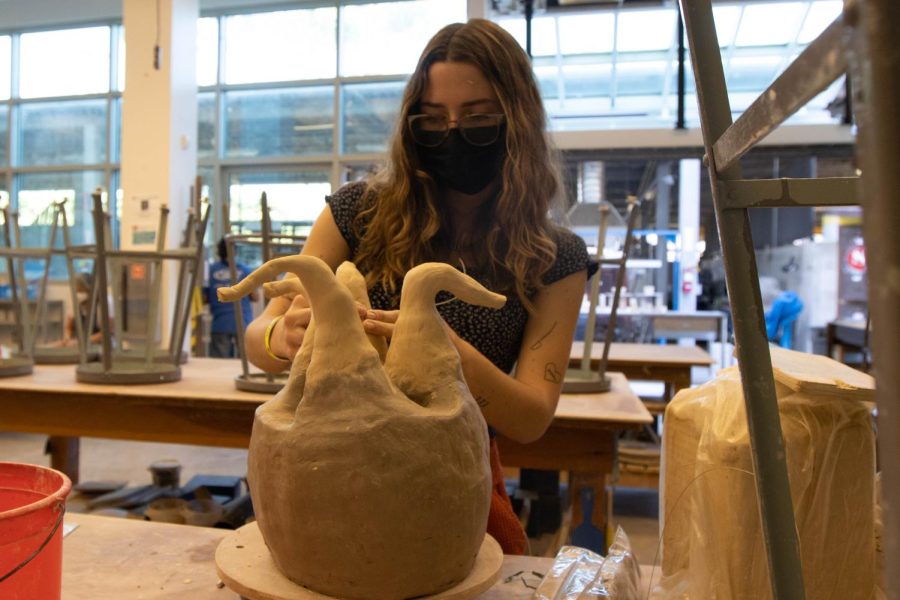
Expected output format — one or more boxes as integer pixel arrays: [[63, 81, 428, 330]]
[[761, 276, 804, 349], [243, 19, 592, 554], [63, 272, 105, 345], [205, 237, 257, 358]]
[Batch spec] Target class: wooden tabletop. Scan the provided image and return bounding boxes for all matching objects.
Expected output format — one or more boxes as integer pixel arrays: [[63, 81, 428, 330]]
[[0, 359, 650, 448], [58, 514, 557, 599], [0, 358, 264, 408], [554, 371, 652, 427], [61, 514, 657, 599], [570, 341, 714, 368]]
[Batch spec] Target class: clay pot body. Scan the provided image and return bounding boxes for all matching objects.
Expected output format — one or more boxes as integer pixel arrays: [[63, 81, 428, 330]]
[[220, 258, 502, 599]]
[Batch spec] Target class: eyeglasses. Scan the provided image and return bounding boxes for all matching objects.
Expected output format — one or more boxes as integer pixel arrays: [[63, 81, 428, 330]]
[[408, 113, 505, 148]]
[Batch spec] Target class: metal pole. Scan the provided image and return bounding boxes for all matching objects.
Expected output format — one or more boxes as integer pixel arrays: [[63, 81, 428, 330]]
[[90, 191, 113, 371], [676, 4, 687, 130], [168, 198, 195, 361], [261, 191, 272, 263], [59, 202, 89, 363], [172, 203, 210, 361], [524, 0, 533, 59], [226, 234, 251, 378], [1, 208, 25, 356], [845, 1, 900, 596], [679, 1, 806, 598], [598, 197, 640, 377], [579, 204, 610, 373], [11, 213, 33, 354], [29, 206, 59, 351], [142, 206, 169, 365]]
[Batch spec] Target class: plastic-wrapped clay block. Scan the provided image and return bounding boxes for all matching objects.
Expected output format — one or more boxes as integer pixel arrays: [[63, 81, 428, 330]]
[[657, 347, 877, 600]]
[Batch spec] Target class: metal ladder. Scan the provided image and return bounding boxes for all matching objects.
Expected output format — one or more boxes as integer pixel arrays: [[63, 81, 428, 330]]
[[678, 0, 899, 598]]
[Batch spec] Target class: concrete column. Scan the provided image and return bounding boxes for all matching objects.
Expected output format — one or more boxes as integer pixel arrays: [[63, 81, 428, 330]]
[[120, 0, 197, 345], [677, 158, 701, 312], [655, 162, 673, 301]]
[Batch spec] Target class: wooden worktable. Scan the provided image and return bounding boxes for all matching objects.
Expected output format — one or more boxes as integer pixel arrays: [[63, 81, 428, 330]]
[[1, 359, 650, 553], [570, 341, 714, 400], [62, 514, 659, 599], [60, 513, 543, 599]]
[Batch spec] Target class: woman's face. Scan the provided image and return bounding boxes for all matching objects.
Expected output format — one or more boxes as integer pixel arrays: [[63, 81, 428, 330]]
[[420, 61, 501, 123], [416, 61, 507, 199]]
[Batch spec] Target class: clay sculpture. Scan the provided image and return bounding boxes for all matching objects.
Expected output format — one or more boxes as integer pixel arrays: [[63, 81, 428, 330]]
[[219, 256, 504, 599]]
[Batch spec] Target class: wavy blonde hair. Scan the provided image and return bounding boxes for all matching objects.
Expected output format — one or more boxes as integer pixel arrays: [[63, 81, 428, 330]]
[[354, 19, 562, 309]]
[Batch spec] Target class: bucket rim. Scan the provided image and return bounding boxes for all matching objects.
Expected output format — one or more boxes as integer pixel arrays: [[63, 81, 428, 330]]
[[0, 462, 72, 520]]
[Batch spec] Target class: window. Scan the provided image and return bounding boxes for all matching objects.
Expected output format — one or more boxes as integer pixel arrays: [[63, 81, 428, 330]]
[[196, 17, 218, 87], [0, 106, 7, 166], [499, 0, 843, 129], [340, 0, 466, 76], [226, 169, 331, 245], [19, 27, 110, 98], [711, 6, 742, 48], [342, 81, 405, 154], [558, 13, 615, 55], [223, 9, 337, 84], [0, 36, 10, 100], [17, 100, 107, 167], [224, 87, 335, 158], [616, 9, 675, 53], [197, 92, 216, 159], [4, 24, 118, 262], [734, 3, 807, 47], [797, 1, 842, 43], [16, 171, 106, 276]]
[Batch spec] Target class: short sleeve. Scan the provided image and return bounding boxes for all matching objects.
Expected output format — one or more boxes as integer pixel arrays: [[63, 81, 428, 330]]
[[325, 181, 370, 253], [542, 229, 595, 285]]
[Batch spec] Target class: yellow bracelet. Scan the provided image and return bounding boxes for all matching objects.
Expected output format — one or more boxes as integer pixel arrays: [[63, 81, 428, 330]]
[[264, 315, 290, 362]]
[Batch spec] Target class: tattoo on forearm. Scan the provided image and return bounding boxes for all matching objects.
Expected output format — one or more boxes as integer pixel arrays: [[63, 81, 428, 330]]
[[529, 321, 558, 350], [544, 363, 562, 383], [475, 395, 490, 409]]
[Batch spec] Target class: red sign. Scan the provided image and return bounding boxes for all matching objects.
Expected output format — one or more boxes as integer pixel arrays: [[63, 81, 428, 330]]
[[845, 244, 866, 272]]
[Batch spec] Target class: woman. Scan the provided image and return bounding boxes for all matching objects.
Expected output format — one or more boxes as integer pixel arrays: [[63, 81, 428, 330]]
[[245, 19, 590, 554]]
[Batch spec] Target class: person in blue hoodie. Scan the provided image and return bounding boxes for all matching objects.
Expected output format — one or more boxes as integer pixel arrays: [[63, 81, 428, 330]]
[[204, 238, 257, 358], [762, 279, 803, 349]]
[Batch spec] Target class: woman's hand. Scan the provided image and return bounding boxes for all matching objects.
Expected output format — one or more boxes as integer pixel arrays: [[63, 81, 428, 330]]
[[362, 309, 399, 341], [274, 296, 373, 360], [363, 309, 464, 349], [269, 294, 311, 361]]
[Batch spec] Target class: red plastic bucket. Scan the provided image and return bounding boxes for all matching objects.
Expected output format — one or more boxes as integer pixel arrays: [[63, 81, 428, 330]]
[[0, 462, 72, 600]]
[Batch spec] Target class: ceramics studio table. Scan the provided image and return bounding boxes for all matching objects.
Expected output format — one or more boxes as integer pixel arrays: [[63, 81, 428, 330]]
[[570, 341, 715, 403], [0, 359, 650, 552], [62, 514, 658, 599]]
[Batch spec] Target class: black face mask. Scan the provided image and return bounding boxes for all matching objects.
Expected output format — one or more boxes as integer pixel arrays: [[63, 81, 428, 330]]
[[417, 127, 507, 195]]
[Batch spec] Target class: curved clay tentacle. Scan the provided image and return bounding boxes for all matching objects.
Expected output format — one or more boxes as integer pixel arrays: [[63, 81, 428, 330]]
[[336, 261, 387, 363], [217, 256, 307, 303], [264, 278, 305, 299], [274, 313, 316, 412], [385, 263, 506, 403], [219, 256, 390, 416]]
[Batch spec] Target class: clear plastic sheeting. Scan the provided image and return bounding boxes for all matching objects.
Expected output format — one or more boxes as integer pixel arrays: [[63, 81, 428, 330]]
[[655, 348, 877, 599], [534, 527, 641, 599]]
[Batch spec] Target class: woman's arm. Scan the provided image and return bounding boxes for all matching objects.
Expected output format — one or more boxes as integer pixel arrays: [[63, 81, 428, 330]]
[[364, 269, 586, 443], [457, 270, 586, 443], [243, 205, 352, 372]]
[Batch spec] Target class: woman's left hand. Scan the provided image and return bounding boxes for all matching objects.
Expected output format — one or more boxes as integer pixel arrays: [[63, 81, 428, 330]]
[[362, 309, 399, 340], [363, 308, 463, 347]]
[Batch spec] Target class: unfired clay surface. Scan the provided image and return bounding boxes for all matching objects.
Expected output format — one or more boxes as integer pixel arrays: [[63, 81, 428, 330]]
[[219, 257, 504, 599]]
